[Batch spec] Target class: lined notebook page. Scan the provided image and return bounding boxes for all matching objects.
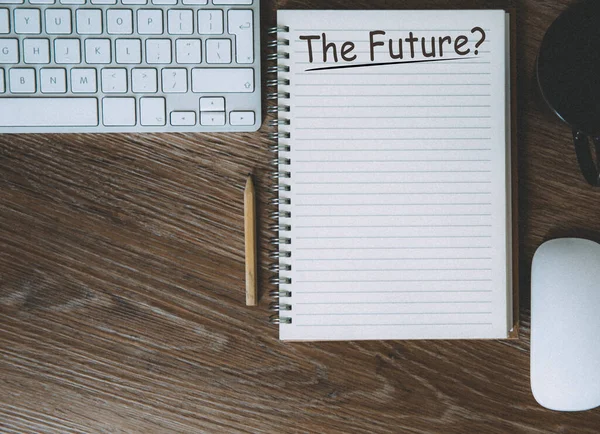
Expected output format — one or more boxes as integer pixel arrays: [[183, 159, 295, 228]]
[[277, 10, 511, 341]]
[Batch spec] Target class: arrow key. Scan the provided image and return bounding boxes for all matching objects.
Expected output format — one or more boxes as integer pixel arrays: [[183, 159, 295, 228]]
[[200, 111, 225, 126], [230, 110, 255, 126], [171, 111, 196, 126], [200, 96, 225, 112]]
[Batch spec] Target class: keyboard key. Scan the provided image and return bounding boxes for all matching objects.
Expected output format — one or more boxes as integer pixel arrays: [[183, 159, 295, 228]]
[[15, 9, 41, 34], [230, 111, 255, 126], [168, 9, 193, 35], [91, 0, 117, 4], [0, 9, 9, 34], [200, 97, 224, 112], [101, 68, 127, 93], [122, 0, 147, 4], [45, 9, 71, 34], [9, 68, 36, 93], [40, 68, 67, 93], [192, 68, 253, 93], [102, 97, 135, 126], [55, 39, 80, 63], [175, 38, 201, 63], [138, 9, 163, 34], [170, 111, 196, 126], [76, 9, 102, 34], [116, 38, 141, 63], [153, 0, 176, 3], [85, 38, 111, 63], [71, 68, 97, 93], [228, 9, 253, 64], [206, 39, 231, 64], [140, 97, 166, 125], [107, 9, 133, 34], [146, 39, 170, 63], [132, 68, 157, 93], [60, 0, 85, 4], [200, 111, 225, 126], [182, 0, 207, 4], [23, 38, 50, 63], [198, 10, 222, 34], [162, 68, 187, 93], [0, 98, 98, 126], [213, 0, 252, 3], [0, 0, 23, 3], [0, 69, 4, 93], [0, 39, 19, 63]]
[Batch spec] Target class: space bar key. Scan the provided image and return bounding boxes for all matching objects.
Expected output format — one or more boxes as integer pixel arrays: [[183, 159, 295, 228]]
[[0, 98, 99, 127]]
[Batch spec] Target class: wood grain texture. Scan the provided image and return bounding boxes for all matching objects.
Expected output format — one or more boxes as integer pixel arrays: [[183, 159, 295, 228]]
[[2, 0, 600, 432]]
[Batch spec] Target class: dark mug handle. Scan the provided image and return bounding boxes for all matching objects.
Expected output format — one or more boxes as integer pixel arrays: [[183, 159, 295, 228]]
[[573, 130, 600, 186]]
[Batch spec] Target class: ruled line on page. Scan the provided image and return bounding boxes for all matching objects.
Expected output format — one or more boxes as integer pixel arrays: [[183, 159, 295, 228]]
[[297, 268, 493, 272], [294, 246, 492, 250], [294, 261, 492, 265], [295, 312, 493, 316], [295, 214, 492, 218], [296, 301, 493, 305], [294, 256, 492, 260], [295, 127, 492, 131], [294, 83, 492, 86], [292, 28, 492, 31], [295, 104, 492, 108], [294, 323, 494, 327], [294, 138, 492, 142], [295, 203, 492, 207], [295, 71, 491, 77], [295, 170, 492, 174], [295, 279, 493, 283], [295, 115, 492, 119], [294, 290, 493, 294], [295, 224, 492, 229], [294, 159, 491, 163], [296, 93, 492, 97], [295, 181, 492, 184], [296, 104, 492, 107], [294, 149, 493, 153], [294, 257, 492, 261], [295, 192, 491, 196], [295, 235, 492, 239]]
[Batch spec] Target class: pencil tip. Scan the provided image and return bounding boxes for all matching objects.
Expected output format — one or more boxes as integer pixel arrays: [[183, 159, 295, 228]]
[[245, 174, 254, 190]]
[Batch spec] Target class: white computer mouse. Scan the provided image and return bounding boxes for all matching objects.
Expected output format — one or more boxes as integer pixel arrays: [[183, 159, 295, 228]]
[[531, 238, 600, 411]]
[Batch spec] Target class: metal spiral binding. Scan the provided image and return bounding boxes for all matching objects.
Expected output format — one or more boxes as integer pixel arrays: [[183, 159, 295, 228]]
[[266, 79, 291, 87], [267, 25, 292, 325], [269, 119, 291, 126], [267, 92, 291, 101], [269, 144, 291, 153]]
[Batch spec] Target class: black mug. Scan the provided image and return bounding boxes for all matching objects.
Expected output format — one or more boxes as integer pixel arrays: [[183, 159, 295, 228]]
[[537, 1, 600, 186]]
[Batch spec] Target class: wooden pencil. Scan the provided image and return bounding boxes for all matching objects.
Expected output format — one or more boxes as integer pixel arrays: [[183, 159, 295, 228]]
[[244, 174, 258, 306]]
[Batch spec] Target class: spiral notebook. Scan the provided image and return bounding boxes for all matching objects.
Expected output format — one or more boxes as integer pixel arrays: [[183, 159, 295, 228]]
[[270, 9, 518, 341]]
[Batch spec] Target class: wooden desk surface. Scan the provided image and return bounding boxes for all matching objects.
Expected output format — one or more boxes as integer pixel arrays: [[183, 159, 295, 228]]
[[2, 0, 600, 432]]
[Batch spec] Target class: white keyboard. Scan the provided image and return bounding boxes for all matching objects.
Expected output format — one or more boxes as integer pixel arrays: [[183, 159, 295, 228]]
[[0, 0, 261, 133]]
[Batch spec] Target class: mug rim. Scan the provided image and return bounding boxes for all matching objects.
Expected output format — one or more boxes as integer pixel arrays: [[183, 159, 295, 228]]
[[536, 0, 600, 137]]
